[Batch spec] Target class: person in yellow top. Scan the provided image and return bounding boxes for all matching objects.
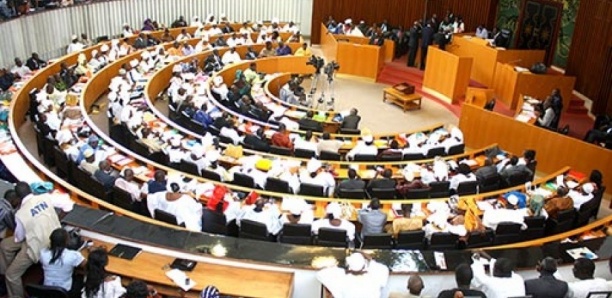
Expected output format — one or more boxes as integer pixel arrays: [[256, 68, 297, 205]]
[[294, 42, 313, 57], [385, 204, 425, 237], [166, 41, 183, 57]]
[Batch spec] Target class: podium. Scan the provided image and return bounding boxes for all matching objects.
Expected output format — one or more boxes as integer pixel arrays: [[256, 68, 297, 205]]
[[422, 46, 473, 104]]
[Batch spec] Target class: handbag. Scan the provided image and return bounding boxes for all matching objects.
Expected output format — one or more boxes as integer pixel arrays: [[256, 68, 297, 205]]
[[224, 144, 243, 159]]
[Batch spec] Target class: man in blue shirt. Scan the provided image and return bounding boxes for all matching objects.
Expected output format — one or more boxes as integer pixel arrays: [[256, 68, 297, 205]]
[[276, 42, 292, 56]]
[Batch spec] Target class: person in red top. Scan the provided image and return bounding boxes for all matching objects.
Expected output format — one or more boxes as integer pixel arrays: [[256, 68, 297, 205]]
[[270, 123, 294, 150]]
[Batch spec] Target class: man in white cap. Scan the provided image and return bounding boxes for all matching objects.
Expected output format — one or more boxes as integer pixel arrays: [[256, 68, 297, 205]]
[[300, 158, 336, 196], [281, 197, 314, 224], [568, 183, 595, 209], [79, 148, 98, 175], [238, 198, 282, 235], [441, 126, 464, 154], [208, 23, 223, 36], [128, 59, 143, 82], [316, 252, 390, 298], [164, 137, 185, 165], [239, 22, 253, 34], [205, 150, 232, 181], [122, 23, 134, 37], [346, 134, 378, 161], [221, 47, 241, 65], [66, 35, 84, 54], [191, 16, 202, 27], [481, 194, 528, 230], [195, 36, 212, 52], [311, 202, 355, 241], [181, 145, 207, 174], [282, 21, 299, 34]]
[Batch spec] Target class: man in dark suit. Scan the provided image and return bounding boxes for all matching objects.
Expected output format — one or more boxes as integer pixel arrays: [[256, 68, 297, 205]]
[[94, 161, 118, 191], [368, 30, 384, 46], [242, 128, 270, 152], [367, 168, 397, 193], [298, 110, 323, 132], [475, 158, 497, 181], [524, 257, 568, 298], [133, 33, 148, 49], [407, 22, 420, 67], [335, 169, 366, 197], [500, 156, 533, 184], [341, 108, 361, 130], [420, 22, 435, 70]]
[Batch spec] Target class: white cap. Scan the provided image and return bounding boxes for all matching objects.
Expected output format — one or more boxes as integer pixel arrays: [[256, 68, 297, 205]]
[[306, 158, 322, 173], [149, 50, 157, 57], [118, 69, 127, 75], [100, 44, 109, 52], [363, 135, 373, 143], [272, 18, 279, 24], [403, 170, 415, 182], [207, 150, 221, 162], [141, 51, 150, 59], [170, 138, 181, 147], [344, 18, 352, 24], [507, 194, 519, 205], [71, 34, 78, 40], [108, 92, 118, 102], [451, 127, 463, 141], [83, 148, 94, 158], [582, 183, 594, 194], [129, 59, 139, 68], [182, 73, 195, 81], [220, 13, 226, 19], [325, 202, 342, 219], [191, 146, 205, 158], [346, 253, 366, 272]]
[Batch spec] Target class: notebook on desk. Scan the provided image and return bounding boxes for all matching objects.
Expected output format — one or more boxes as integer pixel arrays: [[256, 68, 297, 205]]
[[108, 243, 142, 260]]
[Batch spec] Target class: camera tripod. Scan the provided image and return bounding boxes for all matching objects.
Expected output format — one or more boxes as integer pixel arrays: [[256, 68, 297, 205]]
[[312, 73, 336, 111]]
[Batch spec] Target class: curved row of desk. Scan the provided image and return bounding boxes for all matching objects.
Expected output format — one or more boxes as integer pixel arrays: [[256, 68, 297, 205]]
[[7, 23, 612, 298]]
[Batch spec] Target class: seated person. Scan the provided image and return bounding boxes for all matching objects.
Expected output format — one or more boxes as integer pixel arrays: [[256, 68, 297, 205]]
[[204, 150, 232, 182], [475, 158, 497, 181], [311, 202, 356, 242], [94, 160, 118, 191], [386, 204, 424, 237], [281, 199, 314, 224], [437, 263, 487, 298], [40, 228, 85, 294], [114, 168, 142, 203], [378, 140, 403, 159], [298, 110, 323, 132], [567, 258, 611, 298], [482, 194, 546, 230], [357, 199, 387, 238], [500, 155, 533, 183], [584, 119, 612, 145], [568, 183, 595, 210], [543, 186, 574, 219], [293, 130, 318, 154], [346, 135, 378, 160], [153, 183, 203, 231], [82, 249, 127, 298], [449, 163, 477, 191], [300, 159, 336, 196], [270, 123, 293, 150], [79, 148, 99, 176], [471, 255, 526, 298], [335, 168, 366, 197], [242, 128, 270, 152], [341, 108, 361, 130], [316, 132, 343, 155], [367, 168, 397, 193], [238, 198, 282, 235]]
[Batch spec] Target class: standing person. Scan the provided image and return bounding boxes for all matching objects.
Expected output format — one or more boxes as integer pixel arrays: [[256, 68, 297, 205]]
[[317, 252, 389, 298], [524, 257, 568, 298], [407, 22, 420, 67], [420, 22, 434, 70], [471, 252, 525, 298], [82, 249, 126, 298], [0, 182, 73, 298], [40, 228, 85, 294], [437, 263, 486, 298]]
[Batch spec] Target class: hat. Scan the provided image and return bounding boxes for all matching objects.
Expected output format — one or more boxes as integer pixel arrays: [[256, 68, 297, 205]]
[[100, 44, 109, 52], [83, 148, 94, 158], [450, 127, 463, 141], [344, 18, 353, 25], [170, 138, 181, 147], [172, 64, 183, 73], [220, 13, 227, 19], [306, 158, 322, 173], [191, 146, 204, 159], [362, 135, 373, 143], [130, 59, 139, 68], [325, 202, 342, 219], [582, 183, 594, 194], [149, 50, 157, 57], [88, 135, 99, 143], [207, 150, 221, 162], [255, 159, 272, 171], [402, 170, 415, 182], [71, 34, 78, 41], [200, 286, 220, 298], [118, 69, 127, 75], [507, 194, 519, 206], [346, 253, 366, 272]]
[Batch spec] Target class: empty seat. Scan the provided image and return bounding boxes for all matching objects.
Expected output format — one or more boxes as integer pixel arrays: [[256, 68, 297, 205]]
[[467, 229, 493, 248], [233, 172, 256, 189], [456, 180, 479, 196], [202, 209, 228, 235], [380, 152, 403, 161], [403, 152, 425, 161], [447, 144, 465, 155], [294, 148, 316, 158], [336, 188, 367, 199], [429, 232, 459, 250], [479, 173, 501, 193], [493, 222, 523, 245], [368, 188, 397, 199], [298, 183, 326, 197], [239, 219, 271, 241], [269, 145, 292, 156], [354, 154, 378, 162], [25, 284, 68, 298], [425, 147, 446, 158], [361, 233, 394, 249], [52, 146, 70, 178], [201, 169, 222, 182], [316, 227, 348, 247], [506, 171, 529, 187], [395, 230, 426, 249], [279, 223, 312, 245], [546, 209, 575, 235], [521, 216, 546, 241], [404, 188, 430, 200], [429, 181, 450, 198], [179, 160, 200, 176], [320, 151, 341, 161], [265, 177, 292, 194]]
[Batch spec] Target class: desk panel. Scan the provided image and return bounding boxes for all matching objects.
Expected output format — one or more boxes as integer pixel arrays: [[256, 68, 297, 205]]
[[423, 46, 472, 103]]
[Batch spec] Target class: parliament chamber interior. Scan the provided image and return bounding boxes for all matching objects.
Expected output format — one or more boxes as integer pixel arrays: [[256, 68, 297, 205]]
[[0, 0, 611, 297]]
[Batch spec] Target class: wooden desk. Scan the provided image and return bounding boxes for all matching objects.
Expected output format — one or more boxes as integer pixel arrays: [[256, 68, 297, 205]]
[[492, 63, 576, 111], [422, 46, 472, 104], [86, 240, 294, 298], [465, 87, 495, 108], [383, 88, 422, 112]]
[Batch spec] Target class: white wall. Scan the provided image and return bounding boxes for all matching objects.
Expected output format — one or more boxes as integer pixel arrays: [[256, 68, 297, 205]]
[[0, 0, 313, 67]]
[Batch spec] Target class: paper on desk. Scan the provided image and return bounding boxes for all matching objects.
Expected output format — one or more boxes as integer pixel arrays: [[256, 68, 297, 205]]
[[516, 114, 532, 123], [566, 247, 598, 260], [556, 175, 565, 188], [165, 269, 196, 291], [434, 252, 447, 270], [566, 181, 579, 189]]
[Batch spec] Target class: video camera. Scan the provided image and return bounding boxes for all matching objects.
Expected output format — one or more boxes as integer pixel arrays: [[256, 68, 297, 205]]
[[306, 56, 325, 73], [324, 61, 340, 78]]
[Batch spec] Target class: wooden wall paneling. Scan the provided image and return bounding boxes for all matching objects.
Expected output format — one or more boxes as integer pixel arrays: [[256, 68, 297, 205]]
[[565, 0, 612, 114]]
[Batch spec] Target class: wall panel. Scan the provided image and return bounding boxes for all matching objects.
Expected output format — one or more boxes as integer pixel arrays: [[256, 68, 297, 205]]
[[0, 0, 312, 68]]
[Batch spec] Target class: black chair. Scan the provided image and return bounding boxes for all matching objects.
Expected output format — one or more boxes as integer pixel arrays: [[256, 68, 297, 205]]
[[294, 148, 316, 158], [456, 180, 479, 196], [33, 127, 44, 157], [526, 160, 538, 176], [201, 169, 222, 182], [522, 216, 546, 241], [506, 171, 529, 187], [380, 152, 403, 161], [546, 209, 576, 235], [189, 119, 207, 135], [83, 174, 113, 204], [112, 186, 134, 212], [591, 186, 606, 219], [299, 124, 323, 133], [179, 160, 200, 176], [467, 229, 493, 248], [208, 124, 221, 136], [368, 188, 397, 199], [429, 181, 450, 198], [395, 230, 426, 249], [354, 154, 378, 162], [52, 146, 70, 178], [41, 137, 57, 167], [586, 291, 612, 298], [425, 147, 446, 158], [265, 177, 292, 194], [298, 183, 325, 197], [109, 124, 128, 148], [25, 284, 68, 298], [429, 232, 459, 250], [493, 222, 523, 245], [279, 223, 312, 245], [574, 200, 597, 228], [336, 188, 367, 199], [339, 128, 361, 135], [233, 172, 256, 188], [404, 188, 430, 200], [239, 219, 270, 241], [403, 152, 425, 161], [361, 233, 394, 249], [316, 227, 348, 247], [320, 151, 341, 161], [202, 209, 228, 235], [270, 145, 292, 156], [447, 144, 465, 155], [218, 135, 235, 145], [128, 137, 150, 158], [479, 173, 501, 193], [154, 209, 179, 226]]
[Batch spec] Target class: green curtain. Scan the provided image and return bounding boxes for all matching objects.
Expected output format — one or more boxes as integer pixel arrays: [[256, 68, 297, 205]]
[[496, 0, 579, 67]]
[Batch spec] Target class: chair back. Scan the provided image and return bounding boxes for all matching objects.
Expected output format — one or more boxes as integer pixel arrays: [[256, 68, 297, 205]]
[[354, 154, 378, 162], [395, 230, 425, 249], [456, 180, 479, 196], [52, 146, 70, 178], [317, 227, 348, 247], [361, 233, 394, 249], [429, 232, 458, 250], [493, 222, 523, 245], [429, 181, 450, 198], [25, 284, 69, 298], [270, 145, 292, 156], [265, 177, 292, 194], [546, 208, 576, 235], [590, 185, 605, 219], [320, 151, 341, 161], [233, 172, 256, 188], [298, 183, 325, 197], [467, 229, 493, 248], [521, 216, 546, 241], [279, 223, 312, 245], [154, 209, 179, 226], [404, 188, 430, 200], [109, 124, 128, 148], [202, 209, 228, 235], [426, 147, 446, 158], [507, 171, 529, 187], [294, 148, 316, 158], [479, 173, 501, 192], [337, 188, 367, 199], [403, 152, 425, 161], [218, 135, 234, 145], [239, 219, 270, 241], [369, 188, 397, 199], [339, 128, 361, 135], [201, 169, 222, 182], [380, 152, 402, 161], [586, 291, 612, 298], [112, 186, 134, 212], [129, 137, 150, 158], [447, 144, 465, 155], [179, 160, 200, 176]]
